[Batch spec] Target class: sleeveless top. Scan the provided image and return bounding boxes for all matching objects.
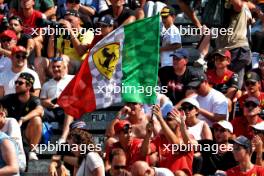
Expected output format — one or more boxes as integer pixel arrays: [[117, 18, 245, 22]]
[[187, 121, 205, 141]]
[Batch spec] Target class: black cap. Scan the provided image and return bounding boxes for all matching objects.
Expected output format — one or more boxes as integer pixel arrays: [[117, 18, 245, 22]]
[[187, 71, 207, 88], [97, 15, 114, 26], [161, 6, 176, 17], [231, 135, 251, 149], [245, 72, 260, 82], [245, 96, 260, 106], [64, 9, 80, 18]]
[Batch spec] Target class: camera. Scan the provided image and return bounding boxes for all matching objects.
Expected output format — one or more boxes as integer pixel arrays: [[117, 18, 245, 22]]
[[36, 18, 64, 28]]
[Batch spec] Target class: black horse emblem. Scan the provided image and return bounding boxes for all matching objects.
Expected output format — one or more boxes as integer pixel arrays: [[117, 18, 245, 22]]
[[99, 47, 117, 72]]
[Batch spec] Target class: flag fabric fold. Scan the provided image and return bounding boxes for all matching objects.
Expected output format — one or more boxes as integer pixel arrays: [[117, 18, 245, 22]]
[[58, 15, 160, 118]]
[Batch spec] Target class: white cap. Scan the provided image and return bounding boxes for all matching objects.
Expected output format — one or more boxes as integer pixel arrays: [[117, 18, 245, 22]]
[[251, 121, 264, 131], [181, 97, 200, 109], [213, 120, 233, 133]]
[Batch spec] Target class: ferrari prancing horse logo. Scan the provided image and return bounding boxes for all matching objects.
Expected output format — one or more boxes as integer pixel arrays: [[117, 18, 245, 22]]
[[93, 43, 120, 80]]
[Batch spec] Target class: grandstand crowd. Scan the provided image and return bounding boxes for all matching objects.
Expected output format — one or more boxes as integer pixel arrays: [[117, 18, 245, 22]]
[[1, 0, 264, 175]]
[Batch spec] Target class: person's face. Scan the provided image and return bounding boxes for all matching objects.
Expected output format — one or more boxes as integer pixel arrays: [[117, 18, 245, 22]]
[[66, 0, 80, 10], [1, 37, 17, 50], [99, 24, 114, 37], [67, 138, 81, 157], [110, 0, 124, 7], [111, 155, 127, 176], [15, 78, 30, 94], [173, 58, 187, 71], [9, 19, 22, 33], [252, 129, 264, 141], [126, 103, 141, 117], [21, 0, 34, 9], [245, 81, 259, 95], [181, 102, 198, 120], [232, 144, 248, 162], [52, 61, 66, 80], [165, 116, 178, 131], [214, 55, 230, 69], [118, 125, 132, 147], [214, 125, 230, 144], [12, 51, 27, 68], [195, 81, 207, 95], [161, 15, 174, 27], [243, 101, 260, 119], [64, 15, 80, 28]]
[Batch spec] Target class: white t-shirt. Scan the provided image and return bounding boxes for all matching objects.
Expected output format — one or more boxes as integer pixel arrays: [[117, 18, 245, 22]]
[[40, 75, 74, 100], [154, 167, 174, 176], [0, 67, 41, 95], [187, 120, 205, 141], [76, 152, 105, 176], [197, 88, 229, 127], [0, 55, 11, 73], [160, 24, 181, 67]]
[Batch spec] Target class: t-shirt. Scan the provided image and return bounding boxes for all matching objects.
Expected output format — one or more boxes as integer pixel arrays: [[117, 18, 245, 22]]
[[154, 167, 175, 176], [0, 67, 41, 96], [160, 25, 181, 67], [158, 66, 194, 104], [197, 89, 229, 126], [76, 152, 105, 176], [0, 55, 11, 73], [226, 165, 264, 176], [206, 69, 239, 94], [0, 94, 41, 121], [17, 33, 32, 48]]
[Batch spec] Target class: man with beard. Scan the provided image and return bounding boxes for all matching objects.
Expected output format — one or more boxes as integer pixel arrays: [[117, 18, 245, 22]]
[[0, 72, 43, 160]]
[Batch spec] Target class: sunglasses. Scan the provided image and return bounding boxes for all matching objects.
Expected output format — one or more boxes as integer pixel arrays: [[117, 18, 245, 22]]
[[113, 165, 126, 170], [67, 0, 80, 3], [1, 38, 12, 42], [245, 81, 257, 87], [181, 104, 195, 112], [15, 54, 27, 59], [214, 128, 227, 133], [15, 80, 25, 86], [244, 102, 258, 108]]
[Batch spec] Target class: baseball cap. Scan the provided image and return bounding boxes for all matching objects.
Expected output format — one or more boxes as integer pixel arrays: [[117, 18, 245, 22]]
[[170, 48, 189, 59], [251, 121, 264, 131], [161, 103, 174, 118], [0, 30, 17, 40], [181, 97, 200, 109], [161, 6, 176, 17], [114, 120, 131, 133], [187, 71, 207, 88], [245, 96, 260, 106], [64, 9, 80, 17], [213, 120, 233, 133], [97, 15, 114, 26], [70, 120, 89, 131], [231, 135, 251, 149], [18, 72, 35, 92], [212, 48, 231, 60], [245, 72, 260, 82], [12, 46, 27, 55]]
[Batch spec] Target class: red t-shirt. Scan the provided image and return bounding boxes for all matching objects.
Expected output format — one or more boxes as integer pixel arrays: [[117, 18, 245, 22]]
[[151, 134, 194, 176], [231, 116, 263, 139], [239, 92, 264, 110], [226, 165, 264, 176], [14, 10, 44, 35]]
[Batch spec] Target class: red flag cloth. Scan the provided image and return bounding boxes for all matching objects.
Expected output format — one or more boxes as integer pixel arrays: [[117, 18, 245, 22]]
[[57, 35, 103, 118]]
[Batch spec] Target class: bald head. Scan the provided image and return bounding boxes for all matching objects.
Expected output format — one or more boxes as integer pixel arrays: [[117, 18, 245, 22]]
[[131, 161, 154, 176]]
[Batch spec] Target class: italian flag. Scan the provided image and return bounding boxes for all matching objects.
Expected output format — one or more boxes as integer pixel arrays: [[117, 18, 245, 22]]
[[58, 15, 160, 118]]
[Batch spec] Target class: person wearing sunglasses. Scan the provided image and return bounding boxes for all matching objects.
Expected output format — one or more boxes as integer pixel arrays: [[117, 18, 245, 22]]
[[232, 96, 263, 139], [0, 45, 41, 98], [0, 72, 44, 160], [225, 136, 264, 176], [251, 121, 264, 167], [251, 51, 264, 92], [238, 71, 264, 111]]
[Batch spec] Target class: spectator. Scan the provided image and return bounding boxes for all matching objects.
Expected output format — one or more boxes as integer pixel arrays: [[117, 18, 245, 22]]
[[0, 72, 43, 160], [47, 9, 94, 74], [252, 53, 264, 92], [225, 136, 264, 175], [0, 103, 26, 172], [131, 160, 174, 176], [232, 96, 263, 139], [180, 97, 212, 141], [158, 48, 195, 104], [0, 45, 41, 97], [160, 6, 181, 68], [251, 121, 264, 166], [99, 0, 136, 27], [187, 71, 229, 127], [96, 15, 115, 37], [40, 56, 74, 144], [199, 120, 237, 175], [0, 131, 19, 175]]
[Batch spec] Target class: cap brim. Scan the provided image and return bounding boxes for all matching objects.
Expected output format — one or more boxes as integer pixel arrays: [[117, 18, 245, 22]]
[[161, 13, 170, 17], [187, 81, 201, 88]]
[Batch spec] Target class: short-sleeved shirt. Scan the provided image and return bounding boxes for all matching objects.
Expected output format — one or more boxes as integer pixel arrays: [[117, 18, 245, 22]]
[[40, 75, 74, 100], [0, 94, 41, 121], [0, 67, 41, 96], [226, 165, 264, 176], [160, 25, 181, 67], [17, 33, 32, 48], [206, 69, 239, 94], [158, 66, 194, 104], [99, 6, 135, 27], [57, 29, 94, 61], [196, 89, 229, 126], [231, 116, 263, 139]]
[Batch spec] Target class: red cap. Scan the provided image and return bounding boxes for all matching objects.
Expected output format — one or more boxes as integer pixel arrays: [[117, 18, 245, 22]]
[[0, 30, 17, 40], [114, 120, 131, 133], [12, 46, 27, 55]]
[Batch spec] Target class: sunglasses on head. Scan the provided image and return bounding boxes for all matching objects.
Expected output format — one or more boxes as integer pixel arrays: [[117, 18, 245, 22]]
[[15, 80, 25, 86], [1, 38, 12, 43], [245, 81, 257, 87], [15, 54, 27, 59], [244, 102, 258, 108], [113, 165, 126, 170]]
